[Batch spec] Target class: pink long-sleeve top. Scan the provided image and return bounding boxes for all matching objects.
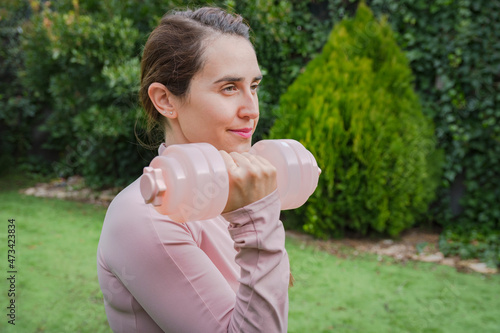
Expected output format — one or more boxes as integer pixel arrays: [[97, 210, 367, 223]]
[[96, 156, 290, 332]]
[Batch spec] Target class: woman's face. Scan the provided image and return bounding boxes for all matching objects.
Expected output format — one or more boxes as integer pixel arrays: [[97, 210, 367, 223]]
[[170, 35, 262, 153]]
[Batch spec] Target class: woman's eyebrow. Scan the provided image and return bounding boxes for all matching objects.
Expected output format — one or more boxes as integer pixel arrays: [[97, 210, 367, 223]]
[[213, 75, 263, 84]]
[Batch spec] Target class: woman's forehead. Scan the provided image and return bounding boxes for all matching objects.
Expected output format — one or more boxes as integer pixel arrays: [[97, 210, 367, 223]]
[[197, 35, 261, 82]]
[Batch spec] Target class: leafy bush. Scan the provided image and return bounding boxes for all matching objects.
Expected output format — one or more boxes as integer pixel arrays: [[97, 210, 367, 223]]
[[439, 229, 500, 268], [361, 0, 500, 265], [19, 2, 151, 188], [269, 3, 442, 238], [0, 1, 39, 174]]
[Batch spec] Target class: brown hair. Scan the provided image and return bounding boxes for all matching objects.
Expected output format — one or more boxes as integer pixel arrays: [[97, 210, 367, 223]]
[[138, 7, 251, 143]]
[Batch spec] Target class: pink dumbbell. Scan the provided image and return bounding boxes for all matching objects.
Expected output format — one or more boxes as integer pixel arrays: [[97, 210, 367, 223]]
[[140, 139, 321, 223]]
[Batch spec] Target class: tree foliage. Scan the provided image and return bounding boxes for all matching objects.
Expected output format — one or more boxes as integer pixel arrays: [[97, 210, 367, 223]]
[[0, 1, 37, 172], [366, 0, 500, 266], [269, 3, 442, 238], [19, 2, 145, 187]]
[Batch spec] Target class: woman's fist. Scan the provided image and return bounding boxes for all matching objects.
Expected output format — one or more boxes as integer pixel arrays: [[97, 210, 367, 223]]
[[219, 151, 277, 213]]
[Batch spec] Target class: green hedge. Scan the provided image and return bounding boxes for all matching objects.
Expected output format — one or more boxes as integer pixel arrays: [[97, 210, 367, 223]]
[[0, 1, 38, 172], [269, 3, 441, 238], [364, 0, 499, 266], [19, 5, 146, 188]]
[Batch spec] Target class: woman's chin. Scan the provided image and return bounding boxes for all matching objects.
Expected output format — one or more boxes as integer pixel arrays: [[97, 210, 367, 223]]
[[238, 141, 253, 153], [223, 142, 252, 154]]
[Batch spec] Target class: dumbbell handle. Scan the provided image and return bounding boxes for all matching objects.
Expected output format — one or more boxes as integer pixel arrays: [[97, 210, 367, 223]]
[[140, 140, 321, 223]]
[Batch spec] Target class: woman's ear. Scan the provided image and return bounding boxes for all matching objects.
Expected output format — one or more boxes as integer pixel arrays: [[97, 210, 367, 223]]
[[148, 82, 177, 118]]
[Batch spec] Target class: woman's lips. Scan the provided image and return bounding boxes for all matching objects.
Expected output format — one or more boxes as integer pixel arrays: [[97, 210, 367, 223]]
[[229, 128, 253, 139]]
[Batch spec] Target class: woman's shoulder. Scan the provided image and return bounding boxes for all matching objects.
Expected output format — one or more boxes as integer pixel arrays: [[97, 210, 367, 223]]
[[104, 177, 178, 230], [99, 177, 197, 257], [107, 178, 144, 214], [107, 143, 165, 213], [101, 178, 157, 235]]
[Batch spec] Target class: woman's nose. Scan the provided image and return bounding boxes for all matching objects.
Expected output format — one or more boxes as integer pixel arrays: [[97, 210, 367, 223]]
[[238, 89, 259, 119]]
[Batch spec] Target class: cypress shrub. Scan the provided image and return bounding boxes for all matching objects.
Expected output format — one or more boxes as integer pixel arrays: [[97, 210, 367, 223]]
[[269, 3, 442, 238]]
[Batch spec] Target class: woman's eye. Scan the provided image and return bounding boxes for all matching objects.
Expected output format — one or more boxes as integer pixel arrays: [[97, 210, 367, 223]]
[[251, 83, 260, 92], [222, 85, 237, 92]]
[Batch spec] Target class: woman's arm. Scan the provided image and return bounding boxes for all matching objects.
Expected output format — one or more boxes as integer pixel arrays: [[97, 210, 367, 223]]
[[223, 190, 289, 332]]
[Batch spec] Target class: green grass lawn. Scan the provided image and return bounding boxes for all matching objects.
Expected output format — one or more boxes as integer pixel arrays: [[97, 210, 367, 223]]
[[0, 174, 499, 333], [287, 239, 500, 333]]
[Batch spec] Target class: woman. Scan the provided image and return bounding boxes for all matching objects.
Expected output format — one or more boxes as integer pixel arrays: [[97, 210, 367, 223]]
[[97, 7, 290, 333]]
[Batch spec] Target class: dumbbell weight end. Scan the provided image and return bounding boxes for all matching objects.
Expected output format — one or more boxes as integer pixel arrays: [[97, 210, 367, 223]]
[[140, 143, 229, 223], [249, 139, 321, 210], [141, 167, 167, 206]]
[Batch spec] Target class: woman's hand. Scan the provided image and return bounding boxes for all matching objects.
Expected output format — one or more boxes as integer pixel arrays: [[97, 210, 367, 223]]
[[219, 151, 277, 213]]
